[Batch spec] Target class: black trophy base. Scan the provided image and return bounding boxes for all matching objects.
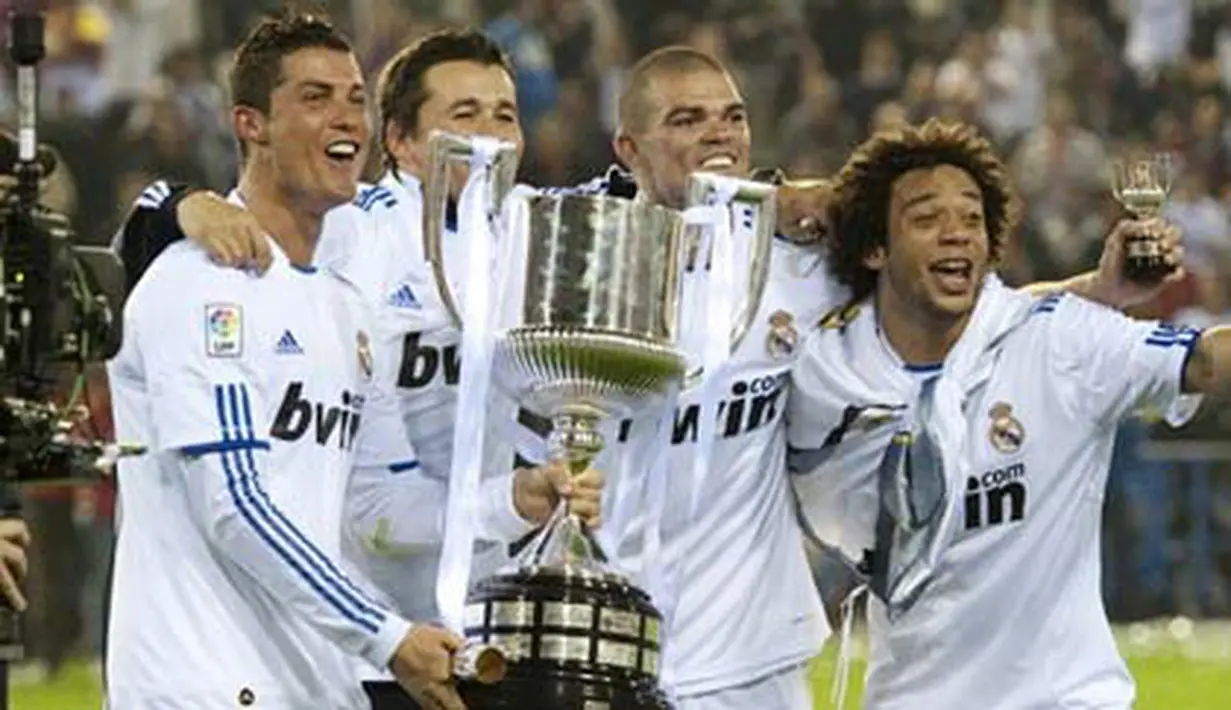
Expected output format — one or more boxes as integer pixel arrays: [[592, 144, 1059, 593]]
[[363, 672, 673, 710], [1124, 234, 1176, 285]]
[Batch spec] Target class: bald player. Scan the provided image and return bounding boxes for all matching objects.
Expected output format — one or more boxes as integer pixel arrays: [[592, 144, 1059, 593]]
[[111, 41, 1165, 710], [575, 47, 837, 710], [558, 47, 1179, 710]]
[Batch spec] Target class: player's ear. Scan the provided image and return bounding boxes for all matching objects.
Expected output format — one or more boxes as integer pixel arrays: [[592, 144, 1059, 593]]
[[612, 128, 638, 171], [385, 119, 421, 175], [863, 245, 887, 271], [233, 105, 270, 149]]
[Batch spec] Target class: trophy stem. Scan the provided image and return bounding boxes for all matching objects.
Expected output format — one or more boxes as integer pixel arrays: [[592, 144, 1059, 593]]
[[548, 405, 606, 474], [516, 405, 610, 569]]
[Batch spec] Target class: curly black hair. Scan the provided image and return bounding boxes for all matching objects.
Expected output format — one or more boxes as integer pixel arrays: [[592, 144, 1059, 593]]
[[827, 118, 1020, 302]]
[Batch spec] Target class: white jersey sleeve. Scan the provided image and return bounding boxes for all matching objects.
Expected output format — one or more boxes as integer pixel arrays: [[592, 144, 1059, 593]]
[[1045, 293, 1203, 427], [132, 250, 411, 670], [344, 467, 528, 556], [352, 310, 418, 472], [344, 317, 531, 558]]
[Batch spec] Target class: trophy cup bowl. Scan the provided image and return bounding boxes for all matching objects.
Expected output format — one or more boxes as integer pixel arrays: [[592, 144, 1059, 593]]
[[454, 191, 696, 710], [1110, 154, 1176, 284], [362, 131, 774, 710]]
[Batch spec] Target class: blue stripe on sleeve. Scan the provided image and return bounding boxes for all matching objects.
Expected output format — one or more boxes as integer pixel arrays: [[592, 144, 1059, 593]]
[[181, 439, 271, 457], [212, 384, 384, 633], [388, 460, 420, 474], [1146, 325, 1201, 349], [229, 385, 387, 622]]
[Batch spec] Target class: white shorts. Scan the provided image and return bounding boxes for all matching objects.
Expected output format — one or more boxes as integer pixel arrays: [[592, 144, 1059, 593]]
[[675, 664, 812, 710]]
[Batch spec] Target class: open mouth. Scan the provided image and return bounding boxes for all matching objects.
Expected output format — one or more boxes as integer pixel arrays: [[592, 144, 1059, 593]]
[[324, 139, 361, 166], [929, 257, 974, 293], [699, 153, 737, 171]]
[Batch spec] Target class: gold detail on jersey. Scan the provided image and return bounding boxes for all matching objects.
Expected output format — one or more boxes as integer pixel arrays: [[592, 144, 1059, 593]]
[[988, 402, 1025, 454], [357, 330, 374, 380], [766, 309, 799, 359], [363, 517, 426, 557], [818, 302, 861, 331], [862, 411, 897, 432]]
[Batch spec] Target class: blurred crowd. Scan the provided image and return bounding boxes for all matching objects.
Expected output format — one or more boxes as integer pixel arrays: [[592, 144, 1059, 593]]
[[1, 0, 1229, 681]]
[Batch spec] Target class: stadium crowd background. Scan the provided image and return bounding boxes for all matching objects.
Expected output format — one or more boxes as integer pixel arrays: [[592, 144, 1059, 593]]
[[0, 0, 1228, 685]]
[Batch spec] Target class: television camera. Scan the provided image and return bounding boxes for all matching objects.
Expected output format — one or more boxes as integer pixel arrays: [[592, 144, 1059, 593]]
[[0, 3, 137, 672]]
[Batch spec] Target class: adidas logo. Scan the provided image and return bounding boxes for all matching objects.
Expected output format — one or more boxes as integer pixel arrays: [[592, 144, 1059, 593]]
[[387, 284, 421, 310], [275, 330, 304, 355]]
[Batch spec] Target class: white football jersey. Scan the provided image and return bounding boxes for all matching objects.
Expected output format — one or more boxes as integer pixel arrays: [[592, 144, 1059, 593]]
[[332, 168, 843, 697], [793, 293, 1202, 709], [106, 235, 416, 709], [598, 234, 843, 696], [319, 178, 532, 624]]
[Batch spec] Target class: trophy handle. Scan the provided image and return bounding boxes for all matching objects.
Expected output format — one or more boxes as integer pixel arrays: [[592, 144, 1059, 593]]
[[1153, 152, 1175, 194], [423, 130, 520, 327], [685, 172, 776, 353], [1109, 159, 1126, 203]]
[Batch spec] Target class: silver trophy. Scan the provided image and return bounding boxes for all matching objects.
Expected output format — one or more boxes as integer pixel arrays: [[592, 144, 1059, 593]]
[[1110, 153, 1177, 283], [418, 131, 774, 710]]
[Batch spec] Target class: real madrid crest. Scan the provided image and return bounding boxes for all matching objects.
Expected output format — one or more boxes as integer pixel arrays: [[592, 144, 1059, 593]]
[[988, 402, 1025, 455], [357, 330, 374, 380], [767, 309, 799, 359]]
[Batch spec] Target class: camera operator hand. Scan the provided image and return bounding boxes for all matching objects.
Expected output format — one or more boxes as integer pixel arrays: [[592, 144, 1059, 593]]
[[0, 519, 30, 612]]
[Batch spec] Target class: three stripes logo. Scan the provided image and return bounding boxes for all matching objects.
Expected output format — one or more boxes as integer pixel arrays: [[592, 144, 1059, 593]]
[[135, 180, 173, 210], [1145, 323, 1200, 350], [387, 284, 421, 310], [203, 382, 387, 634], [1031, 293, 1063, 315], [354, 185, 397, 212], [275, 330, 304, 355]]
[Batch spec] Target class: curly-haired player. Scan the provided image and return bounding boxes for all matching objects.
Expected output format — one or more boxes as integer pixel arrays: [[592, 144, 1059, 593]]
[[788, 119, 1230, 709], [826, 119, 1019, 307]]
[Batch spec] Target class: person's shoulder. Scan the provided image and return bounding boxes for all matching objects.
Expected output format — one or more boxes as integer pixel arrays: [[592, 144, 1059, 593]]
[[350, 181, 401, 215], [137, 241, 255, 297], [536, 165, 636, 198], [1023, 290, 1124, 333], [771, 241, 848, 320]]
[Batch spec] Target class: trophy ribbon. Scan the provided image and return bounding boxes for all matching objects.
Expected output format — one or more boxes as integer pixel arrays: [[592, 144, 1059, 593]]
[[680, 186, 740, 523], [644, 182, 743, 689], [435, 137, 508, 634]]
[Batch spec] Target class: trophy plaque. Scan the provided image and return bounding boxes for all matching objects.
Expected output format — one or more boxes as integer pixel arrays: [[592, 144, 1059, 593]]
[[1110, 154, 1176, 284], [360, 131, 774, 710]]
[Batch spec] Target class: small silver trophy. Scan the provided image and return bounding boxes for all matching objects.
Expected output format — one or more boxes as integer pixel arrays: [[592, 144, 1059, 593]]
[[420, 131, 774, 709], [1110, 154, 1176, 283]]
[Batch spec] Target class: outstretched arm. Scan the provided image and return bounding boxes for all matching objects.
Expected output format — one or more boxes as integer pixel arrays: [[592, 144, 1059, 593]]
[[1022, 218, 1184, 310], [112, 181, 272, 287], [1183, 327, 1231, 397]]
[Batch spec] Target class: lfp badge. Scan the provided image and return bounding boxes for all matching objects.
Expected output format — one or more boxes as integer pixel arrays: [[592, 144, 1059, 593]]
[[205, 304, 243, 358]]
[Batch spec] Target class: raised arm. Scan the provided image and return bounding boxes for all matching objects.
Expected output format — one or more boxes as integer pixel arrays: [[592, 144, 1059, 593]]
[[1020, 217, 1184, 310]]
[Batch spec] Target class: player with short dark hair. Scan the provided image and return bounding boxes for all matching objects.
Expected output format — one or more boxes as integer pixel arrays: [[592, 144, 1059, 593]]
[[105, 15, 470, 710]]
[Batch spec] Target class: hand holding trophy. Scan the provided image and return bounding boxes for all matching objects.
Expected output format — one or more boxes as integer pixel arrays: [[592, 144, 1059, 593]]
[[416, 131, 775, 710], [1110, 154, 1178, 284]]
